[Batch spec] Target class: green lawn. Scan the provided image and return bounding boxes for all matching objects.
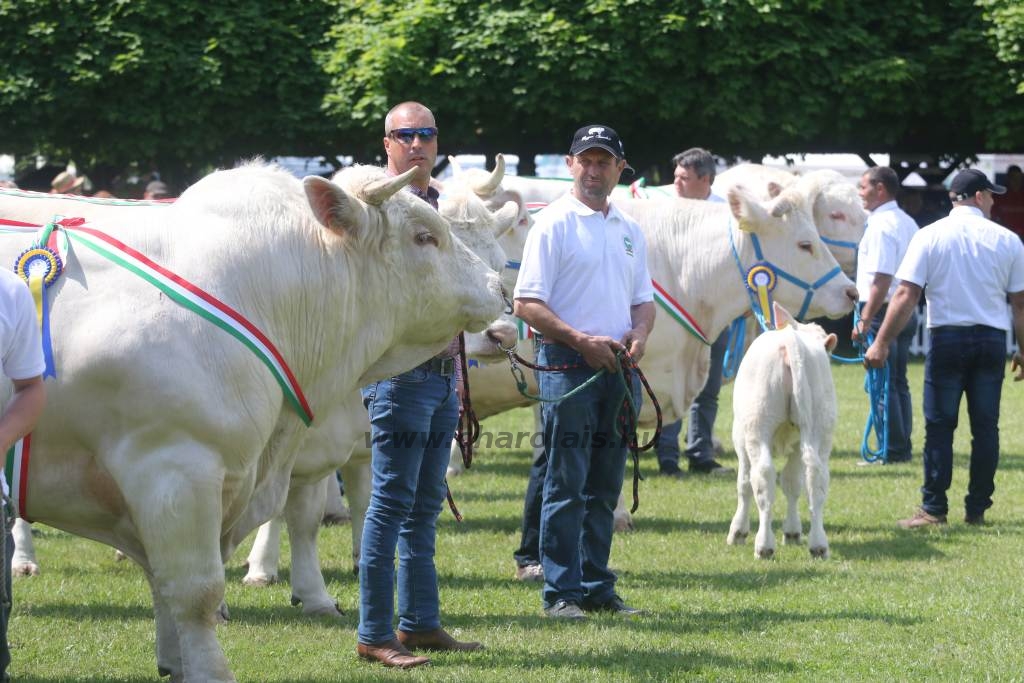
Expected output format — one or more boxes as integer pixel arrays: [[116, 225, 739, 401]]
[[12, 360, 1024, 681]]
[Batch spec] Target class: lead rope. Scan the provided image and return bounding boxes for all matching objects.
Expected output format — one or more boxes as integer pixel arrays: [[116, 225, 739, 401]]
[[0, 494, 8, 611], [853, 308, 890, 464], [501, 342, 662, 512], [445, 333, 479, 522]]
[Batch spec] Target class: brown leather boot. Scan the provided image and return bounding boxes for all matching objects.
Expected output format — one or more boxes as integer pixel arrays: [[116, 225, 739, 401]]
[[357, 638, 430, 668], [398, 627, 484, 652]]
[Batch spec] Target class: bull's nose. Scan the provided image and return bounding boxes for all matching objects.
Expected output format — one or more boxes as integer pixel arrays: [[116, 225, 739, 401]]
[[844, 286, 859, 303]]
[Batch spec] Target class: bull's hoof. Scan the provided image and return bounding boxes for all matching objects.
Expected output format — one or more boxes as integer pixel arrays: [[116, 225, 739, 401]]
[[809, 546, 830, 559], [783, 532, 802, 545], [726, 531, 747, 545], [157, 665, 173, 678], [216, 602, 231, 623], [302, 600, 345, 618], [12, 562, 39, 577], [243, 574, 277, 587], [114, 549, 129, 561], [613, 514, 635, 533], [352, 565, 359, 576], [755, 547, 775, 559]]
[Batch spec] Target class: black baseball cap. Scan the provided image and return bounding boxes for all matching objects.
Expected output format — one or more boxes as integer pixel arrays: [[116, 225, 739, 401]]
[[569, 124, 634, 174], [949, 169, 1006, 201]]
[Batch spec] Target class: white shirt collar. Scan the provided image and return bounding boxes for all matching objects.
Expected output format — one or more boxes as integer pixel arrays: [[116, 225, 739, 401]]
[[871, 199, 900, 214], [950, 205, 984, 218]]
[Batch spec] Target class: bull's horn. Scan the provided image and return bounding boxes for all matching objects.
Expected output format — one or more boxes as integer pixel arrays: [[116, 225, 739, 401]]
[[492, 199, 519, 238], [448, 155, 464, 175], [360, 167, 419, 206], [472, 154, 506, 197]]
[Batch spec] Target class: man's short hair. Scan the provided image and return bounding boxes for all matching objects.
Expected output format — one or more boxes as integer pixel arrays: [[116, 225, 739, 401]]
[[672, 148, 716, 183], [864, 166, 900, 198]]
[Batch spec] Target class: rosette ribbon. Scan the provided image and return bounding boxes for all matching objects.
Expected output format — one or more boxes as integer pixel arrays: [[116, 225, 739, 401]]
[[14, 221, 67, 377]]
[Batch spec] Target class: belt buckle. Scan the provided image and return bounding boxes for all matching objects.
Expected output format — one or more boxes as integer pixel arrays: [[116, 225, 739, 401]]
[[440, 357, 455, 376]]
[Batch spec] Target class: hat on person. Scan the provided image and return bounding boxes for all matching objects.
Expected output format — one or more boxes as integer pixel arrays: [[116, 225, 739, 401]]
[[568, 124, 635, 174], [145, 180, 170, 199], [950, 169, 1006, 202], [51, 170, 85, 193]]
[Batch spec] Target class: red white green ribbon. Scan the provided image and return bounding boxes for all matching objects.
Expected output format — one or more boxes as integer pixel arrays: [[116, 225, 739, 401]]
[[652, 280, 710, 345], [4, 435, 32, 521]]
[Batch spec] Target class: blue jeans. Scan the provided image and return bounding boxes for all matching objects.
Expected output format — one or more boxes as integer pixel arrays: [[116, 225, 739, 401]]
[[921, 325, 1006, 518], [513, 445, 545, 568], [358, 365, 458, 645], [537, 342, 640, 608], [1, 528, 11, 678], [867, 305, 919, 461]]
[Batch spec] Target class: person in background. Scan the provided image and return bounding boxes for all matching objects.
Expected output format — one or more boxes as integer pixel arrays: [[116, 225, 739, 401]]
[[865, 169, 1024, 528], [657, 147, 733, 478], [144, 180, 170, 200], [853, 166, 919, 463], [991, 164, 1024, 240], [50, 171, 87, 195]]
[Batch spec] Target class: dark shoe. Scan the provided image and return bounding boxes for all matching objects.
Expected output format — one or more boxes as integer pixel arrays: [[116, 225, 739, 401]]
[[965, 512, 986, 526], [689, 459, 735, 476], [886, 455, 912, 463], [543, 599, 588, 620], [581, 593, 646, 616], [357, 639, 431, 669], [897, 508, 947, 529], [515, 563, 544, 582], [657, 465, 686, 479], [398, 627, 483, 652]]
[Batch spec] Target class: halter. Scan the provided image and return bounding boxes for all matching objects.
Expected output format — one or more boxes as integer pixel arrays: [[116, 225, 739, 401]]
[[728, 216, 844, 328]]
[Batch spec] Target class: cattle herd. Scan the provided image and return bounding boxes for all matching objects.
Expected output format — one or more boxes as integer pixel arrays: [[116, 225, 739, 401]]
[[0, 158, 865, 681]]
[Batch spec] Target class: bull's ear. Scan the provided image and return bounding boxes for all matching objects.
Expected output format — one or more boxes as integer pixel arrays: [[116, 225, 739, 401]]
[[492, 200, 519, 238], [728, 184, 771, 233], [772, 301, 795, 329], [825, 333, 838, 353], [767, 181, 784, 198], [303, 176, 368, 239]]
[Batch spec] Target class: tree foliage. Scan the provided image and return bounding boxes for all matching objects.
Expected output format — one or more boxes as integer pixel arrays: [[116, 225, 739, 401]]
[[1, 0, 1022, 185]]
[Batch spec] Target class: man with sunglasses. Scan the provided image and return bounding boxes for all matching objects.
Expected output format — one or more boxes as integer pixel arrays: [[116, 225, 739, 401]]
[[514, 124, 655, 620], [357, 101, 482, 669]]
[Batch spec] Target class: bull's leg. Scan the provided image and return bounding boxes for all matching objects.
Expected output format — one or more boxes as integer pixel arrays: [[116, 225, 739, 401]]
[[321, 471, 350, 525], [750, 444, 777, 559], [780, 450, 804, 545], [804, 441, 831, 559], [283, 476, 343, 616], [613, 492, 634, 532], [727, 440, 752, 545], [11, 518, 39, 576], [339, 451, 371, 574], [148, 572, 183, 680], [243, 518, 282, 587]]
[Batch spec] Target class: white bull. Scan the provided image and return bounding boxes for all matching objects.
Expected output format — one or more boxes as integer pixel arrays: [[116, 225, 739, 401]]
[[0, 162, 502, 682], [727, 302, 838, 559]]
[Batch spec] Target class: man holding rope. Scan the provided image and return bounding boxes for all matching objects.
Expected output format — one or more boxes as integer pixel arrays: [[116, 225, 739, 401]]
[[514, 124, 655, 619], [865, 169, 1024, 528]]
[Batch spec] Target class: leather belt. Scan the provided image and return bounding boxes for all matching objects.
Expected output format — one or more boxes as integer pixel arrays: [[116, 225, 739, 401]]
[[424, 355, 457, 376]]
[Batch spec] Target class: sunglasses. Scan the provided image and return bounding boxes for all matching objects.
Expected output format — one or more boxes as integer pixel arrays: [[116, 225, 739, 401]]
[[388, 127, 438, 144]]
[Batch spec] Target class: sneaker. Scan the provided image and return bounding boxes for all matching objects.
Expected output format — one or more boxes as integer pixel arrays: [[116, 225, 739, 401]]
[[581, 593, 646, 616], [897, 508, 947, 529], [514, 563, 544, 582], [964, 512, 986, 526], [689, 459, 734, 476], [544, 599, 587, 620]]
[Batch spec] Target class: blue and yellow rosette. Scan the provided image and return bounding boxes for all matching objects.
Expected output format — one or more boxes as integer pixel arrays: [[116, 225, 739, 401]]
[[745, 263, 777, 330], [14, 245, 63, 377]]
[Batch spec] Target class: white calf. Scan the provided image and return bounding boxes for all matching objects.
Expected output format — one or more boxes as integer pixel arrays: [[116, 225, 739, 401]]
[[727, 303, 838, 559]]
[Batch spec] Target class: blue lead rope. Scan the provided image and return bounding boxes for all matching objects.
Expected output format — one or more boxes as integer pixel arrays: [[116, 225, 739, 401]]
[[722, 316, 747, 379], [848, 307, 890, 463]]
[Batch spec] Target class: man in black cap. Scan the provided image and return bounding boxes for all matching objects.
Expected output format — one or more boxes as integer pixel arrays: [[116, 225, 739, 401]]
[[865, 168, 1024, 528], [514, 124, 654, 618]]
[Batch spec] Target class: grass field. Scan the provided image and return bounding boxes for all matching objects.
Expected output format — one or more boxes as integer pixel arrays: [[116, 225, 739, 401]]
[[11, 359, 1024, 682]]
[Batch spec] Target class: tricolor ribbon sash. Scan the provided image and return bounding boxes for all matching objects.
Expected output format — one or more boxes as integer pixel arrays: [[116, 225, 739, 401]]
[[652, 280, 710, 345], [4, 435, 31, 521]]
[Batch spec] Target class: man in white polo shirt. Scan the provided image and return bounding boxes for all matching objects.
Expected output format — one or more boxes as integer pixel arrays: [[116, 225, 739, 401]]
[[514, 124, 655, 619], [865, 169, 1024, 528], [853, 166, 920, 463]]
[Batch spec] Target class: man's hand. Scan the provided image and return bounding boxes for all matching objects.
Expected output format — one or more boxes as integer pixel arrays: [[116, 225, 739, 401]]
[[1012, 351, 1024, 382], [863, 340, 889, 369], [577, 335, 624, 372], [620, 327, 649, 362], [851, 319, 867, 344]]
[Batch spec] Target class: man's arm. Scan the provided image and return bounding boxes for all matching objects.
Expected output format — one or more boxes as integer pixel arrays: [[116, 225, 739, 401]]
[[1009, 290, 1024, 381], [852, 273, 894, 341], [863, 282, 922, 368], [513, 298, 623, 372], [0, 376, 46, 452], [621, 301, 656, 362]]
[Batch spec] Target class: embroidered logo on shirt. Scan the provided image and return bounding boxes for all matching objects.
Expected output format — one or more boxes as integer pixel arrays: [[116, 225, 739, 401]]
[[623, 235, 634, 256]]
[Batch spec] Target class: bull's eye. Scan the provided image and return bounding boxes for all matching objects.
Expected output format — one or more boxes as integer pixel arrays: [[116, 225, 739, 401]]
[[829, 210, 846, 221], [798, 241, 814, 254], [415, 232, 438, 246]]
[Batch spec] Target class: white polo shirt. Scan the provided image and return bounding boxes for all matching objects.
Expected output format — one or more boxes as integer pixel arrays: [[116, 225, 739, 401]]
[[515, 192, 654, 340], [0, 268, 45, 497], [856, 200, 919, 303], [896, 206, 1024, 330]]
